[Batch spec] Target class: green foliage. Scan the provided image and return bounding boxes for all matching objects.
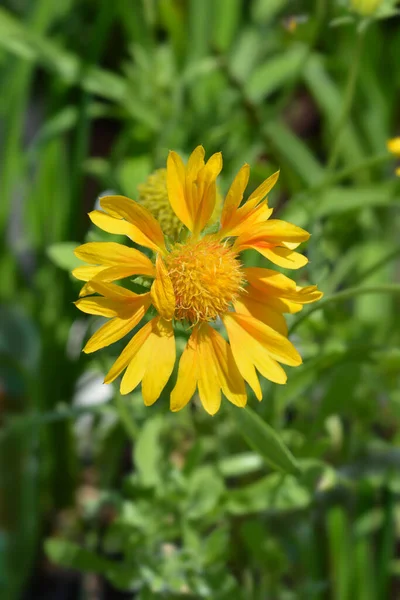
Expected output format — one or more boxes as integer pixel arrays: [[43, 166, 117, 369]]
[[1, 0, 400, 598]]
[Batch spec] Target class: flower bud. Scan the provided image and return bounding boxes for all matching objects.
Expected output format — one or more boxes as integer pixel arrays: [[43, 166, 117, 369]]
[[350, 0, 383, 16]]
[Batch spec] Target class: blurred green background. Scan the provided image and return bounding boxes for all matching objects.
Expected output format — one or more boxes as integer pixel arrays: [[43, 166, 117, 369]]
[[1, 0, 400, 598]]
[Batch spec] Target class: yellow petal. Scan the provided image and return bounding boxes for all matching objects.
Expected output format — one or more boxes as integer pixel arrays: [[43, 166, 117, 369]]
[[83, 295, 150, 353], [221, 315, 262, 399], [75, 297, 127, 318], [234, 296, 288, 335], [167, 150, 193, 231], [240, 244, 308, 269], [78, 265, 151, 297], [88, 281, 141, 300], [205, 324, 247, 408], [150, 255, 175, 319], [100, 195, 166, 253], [197, 326, 221, 415], [248, 286, 303, 314], [245, 267, 297, 295], [396, 167, 400, 177], [89, 210, 140, 239], [74, 242, 155, 275], [170, 333, 199, 412], [220, 164, 250, 228], [104, 319, 153, 384], [220, 200, 273, 238], [247, 170, 279, 204], [72, 265, 107, 282], [194, 152, 223, 234], [227, 312, 301, 367], [223, 313, 288, 388], [141, 319, 175, 405], [120, 339, 152, 396], [238, 220, 310, 244], [294, 285, 324, 304]]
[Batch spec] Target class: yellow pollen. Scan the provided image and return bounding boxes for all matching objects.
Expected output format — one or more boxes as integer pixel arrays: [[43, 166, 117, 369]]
[[165, 236, 244, 324]]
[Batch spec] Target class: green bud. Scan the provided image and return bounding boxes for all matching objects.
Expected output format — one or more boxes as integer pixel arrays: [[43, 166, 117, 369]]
[[350, 0, 383, 16]]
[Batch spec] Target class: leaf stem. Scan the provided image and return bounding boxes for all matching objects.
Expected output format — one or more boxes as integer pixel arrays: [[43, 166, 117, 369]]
[[289, 284, 400, 333], [327, 28, 366, 172]]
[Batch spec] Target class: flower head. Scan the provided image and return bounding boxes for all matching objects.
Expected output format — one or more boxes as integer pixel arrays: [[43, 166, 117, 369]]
[[73, 146, 323, 415], [387, 137, 400, 177]]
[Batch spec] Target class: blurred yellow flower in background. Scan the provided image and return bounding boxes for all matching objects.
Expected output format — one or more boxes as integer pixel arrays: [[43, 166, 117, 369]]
[[72, 147, 322, 415], [387, 137, 400, 176]]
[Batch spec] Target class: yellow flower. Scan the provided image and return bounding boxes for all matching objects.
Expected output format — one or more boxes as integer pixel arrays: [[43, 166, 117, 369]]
[[138, 167, 222, 239], [387, 137, 400, 177], [350, 0, 383, 16], [73, 146, 323, 415]]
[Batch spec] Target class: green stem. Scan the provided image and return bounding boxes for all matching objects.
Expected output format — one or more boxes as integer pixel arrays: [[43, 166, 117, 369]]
[[352, 245, 400, 285], [327, 28, 366, 172], [289, 284, 400, 334], [1, 403, 109, 439], [114, 393, 139, 441]]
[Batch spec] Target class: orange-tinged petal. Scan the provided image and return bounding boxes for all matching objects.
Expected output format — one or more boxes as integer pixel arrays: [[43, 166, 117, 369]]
[[167, 150, 193, 231], [150, 255, 175, 319], [205, 325, 246, 408], [100, 195, 166, 253], [220, 164, 250, 228], [220, 200, 273, 238], [237, 220, 310, 245], [234, 296, 288, 335], [227, 312, 301, 367], [223, 313, 288, 390], [74, 242, 155, 275], [83, 294, 150, 353], [89, 210, 141, 239], [170, 334, 199, 412], [104, 319, 153, 384], [141, 319, 175, 405], [247, 170, 279, 204]]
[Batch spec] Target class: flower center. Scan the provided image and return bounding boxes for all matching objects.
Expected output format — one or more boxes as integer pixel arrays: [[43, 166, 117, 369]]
[[165, 236, 244, 323]]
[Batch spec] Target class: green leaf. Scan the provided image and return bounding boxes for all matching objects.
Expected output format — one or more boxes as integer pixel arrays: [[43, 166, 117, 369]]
[[227, 473, 310, 515], [246, 45, 307, 102], [47, 242, 81, 271], [212, 0, 242, 53], [263, 120, 325, 186], [45, 539, 134, 588], [227, 405, 301, 476], [186, 466, 225, 520]]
